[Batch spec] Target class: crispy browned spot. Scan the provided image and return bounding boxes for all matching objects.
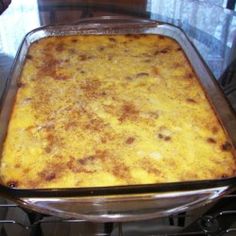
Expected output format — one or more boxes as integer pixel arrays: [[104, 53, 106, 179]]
[[140, 53, 151, 58], [176, 47, 182, 51], [66, 157, 79, 173], [67, 108, 81, 122], [158, 35, 165, 40], [46, 133, 55, 145], [160, 48, 169, 54], [143, 59, 152, 63], [180, 172, 199, 181], [212, 126, 219, 134], [207, 137, 216, 144], [17, 81, 25, 88], [154, 48, 170, 55], [44, 146, 52, 153], [139, 158, 161, 175], [54, 74, 70, 81], [68, 49, 76, 54], [46, 132, 63, 150], [119, 102, 139, 122], [136, 72, 149, 78], [78, 155, 96, 165], [101, 137, 107, 143], [68, 150, 107, 173], [67, 155, 97, 173], [164, 136, 171, 141], [126, 137, 135, 144], [38, 170, 56, 181], [108, 37, 116, 42], [7, 180, 18, 188], [25, 125, 34, 132], [26, 54, 33, 60], [14, 163, 21, 168], [153, 50, 159, 56], [55, 42, 65, 52], [79, 54, 88, 61], [221, 141, 232, 151], [100, 130, 116, 143], [158, 133, 171, 141], [65, 121, 77, 131], [107, 43, 115, 49], [37, 55, 60, 78], [54, 155, 64, 160], [80, 78, 101, 99], [157, 127, 172, 141], [185, 72, 194, 79], [173, 62, 182, 68], [79, 54, 94, 61], [44, 42, 54, 52], [71, 39, 77, 43], [108, 55, 113, 61], [25, 180, 40, 189], [24, 168, 30, 174], [95, 149, 108, 161], [147, 166, 161, 175], [125, 76, 133, 81], [85, 118, 106, 132], [38, 162, 65, 181], [152, 67, 159, 76], [186, 98, 197, 103], [112, 164, 130, 180], [125, 34, 141, 39], [98, 46, 105, 51], [221, 174, 229, 178]]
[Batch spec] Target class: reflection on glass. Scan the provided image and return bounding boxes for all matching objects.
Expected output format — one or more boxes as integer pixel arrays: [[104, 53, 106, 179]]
[[147, 0, 236, 78], [0, 0, 40, 56]]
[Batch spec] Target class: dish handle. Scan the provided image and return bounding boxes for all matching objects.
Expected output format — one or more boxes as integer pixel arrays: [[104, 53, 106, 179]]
[[15, 186, 231, 222], [74, 15, 158, 28]]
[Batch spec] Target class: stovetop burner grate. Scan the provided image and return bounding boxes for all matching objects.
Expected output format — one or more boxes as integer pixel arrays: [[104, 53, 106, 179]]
[[1, 192, 236, 236]]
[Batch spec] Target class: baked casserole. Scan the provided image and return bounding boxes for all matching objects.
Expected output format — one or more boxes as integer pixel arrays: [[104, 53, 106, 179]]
[[0, 34, 235, 189]]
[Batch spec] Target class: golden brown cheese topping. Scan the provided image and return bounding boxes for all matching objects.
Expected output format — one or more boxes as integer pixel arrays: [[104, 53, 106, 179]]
[[0, 34, 235, 189]]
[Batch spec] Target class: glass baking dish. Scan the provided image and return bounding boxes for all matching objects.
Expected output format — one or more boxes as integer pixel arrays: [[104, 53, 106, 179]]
[[0, 16, 236, 222]]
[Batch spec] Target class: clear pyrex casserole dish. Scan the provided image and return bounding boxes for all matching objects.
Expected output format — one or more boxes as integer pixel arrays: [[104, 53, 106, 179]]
[[0, 16, 236, 222]]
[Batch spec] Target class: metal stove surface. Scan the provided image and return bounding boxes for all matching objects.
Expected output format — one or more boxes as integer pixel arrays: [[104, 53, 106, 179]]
[[1, 192, 236, 236]]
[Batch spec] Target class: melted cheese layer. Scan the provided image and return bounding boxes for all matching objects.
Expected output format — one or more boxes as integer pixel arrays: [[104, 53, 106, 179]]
[[0, 34, 235, 189]]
